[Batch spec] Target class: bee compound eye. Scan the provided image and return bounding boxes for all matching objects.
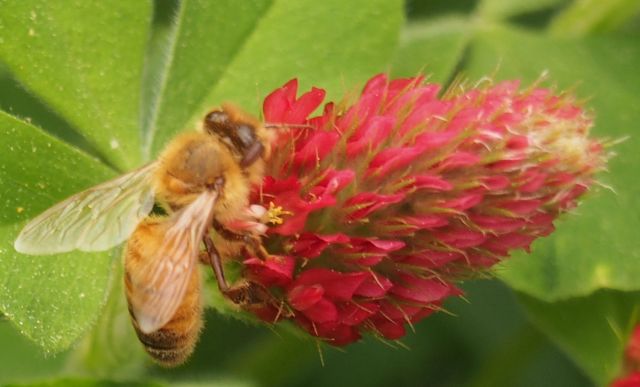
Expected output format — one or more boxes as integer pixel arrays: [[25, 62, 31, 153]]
[[236, 124, 256, 147], [205, 110, 229, 126]]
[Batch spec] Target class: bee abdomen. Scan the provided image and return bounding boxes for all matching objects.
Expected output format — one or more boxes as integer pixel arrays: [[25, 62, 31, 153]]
[[126, 272, 203, 367], [124, 219, 204, 367]]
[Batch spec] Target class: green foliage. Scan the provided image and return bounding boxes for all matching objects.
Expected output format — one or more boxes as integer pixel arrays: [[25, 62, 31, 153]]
[[519, 290, 640, 386], [0, 0, 638, 386], [0, 112, 115, 352], [0, 1, 151, 170]]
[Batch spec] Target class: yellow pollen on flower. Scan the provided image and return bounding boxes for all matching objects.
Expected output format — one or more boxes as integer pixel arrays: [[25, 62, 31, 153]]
[[267, 202, 293, 225]]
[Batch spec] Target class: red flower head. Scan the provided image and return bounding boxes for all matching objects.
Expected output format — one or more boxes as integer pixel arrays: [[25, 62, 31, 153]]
[[612, 325, 640, 386], [612, 373, 640, 387], [234, 75, 605, 345]]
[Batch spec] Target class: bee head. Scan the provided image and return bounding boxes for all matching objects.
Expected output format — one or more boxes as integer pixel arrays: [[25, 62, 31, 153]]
[[204, 108, 264, 168]]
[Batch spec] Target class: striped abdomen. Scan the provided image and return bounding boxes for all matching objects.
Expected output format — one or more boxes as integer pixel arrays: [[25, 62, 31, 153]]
[[124, 219, 203, 367]]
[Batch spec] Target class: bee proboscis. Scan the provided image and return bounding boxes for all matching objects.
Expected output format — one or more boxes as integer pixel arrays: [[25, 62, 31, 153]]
[[15, 104, 278, 366]]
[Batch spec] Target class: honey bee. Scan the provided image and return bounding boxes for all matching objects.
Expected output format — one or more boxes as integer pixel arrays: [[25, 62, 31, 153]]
[[14, 104, 277, 366]]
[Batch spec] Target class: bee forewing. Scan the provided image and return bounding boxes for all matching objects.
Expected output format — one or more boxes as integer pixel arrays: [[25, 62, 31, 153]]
[[130, 190, 217, 334], [14, 163, 157, 255]]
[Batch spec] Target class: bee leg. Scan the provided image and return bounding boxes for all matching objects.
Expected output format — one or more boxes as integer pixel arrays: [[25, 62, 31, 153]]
[[202, 233, 260, 304], [211, 220, 269, 260], [202, 233, 279, 309], [202, 233, 231, 293]]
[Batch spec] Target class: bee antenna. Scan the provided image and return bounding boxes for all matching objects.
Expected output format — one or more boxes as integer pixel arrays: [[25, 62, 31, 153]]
[[264, 123, 315, 130]]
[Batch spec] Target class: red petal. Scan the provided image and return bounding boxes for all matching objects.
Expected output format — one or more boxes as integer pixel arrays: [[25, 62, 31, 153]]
[[369, 318, 406, 340], [367, 146, 425, 177], [507, 134, 529, 150], [338, 85, 386, 129], [415, 129, 460, 152], [470, 214, 527, 233], [292, 130, 340, 169], [483, 233, 537, 255], [611, 372, 640, 387], [626, 326, 640, 363], [243, 255, 295, 287], [361, 238, 406, 252], [284, 87, 326, 124], [301, 298, 338, 323], [291, 232, 349, 258], [309, 168, 355, 198], [346, 116, 395, 156], [481, 175, 511, 190], [311, 321, 361, 346], [397, 250, 462, 268], [385, 76, 424, 105], [385, 215, 449, 230], [362, 73, 388, 95], [390, 274, 457, 304], [438, 151, 481, 171], [378, 300, 422, 320], [288, 284, 324, 311], [439, 191, 484, 211], [497, 199, 543, 215], [294, 269, 368, 302], [432, 227, 486, 248], [489, 158, 526, 172], [396, 91, 442, 136], [343, 192, 405, 221], [263, 79, 298, 122], [338, 302, 379, 325], [308, 102, 335, 130], [354, 272, 393, 297], [411, 174, 453, 191], [410, 306, 436, 323]]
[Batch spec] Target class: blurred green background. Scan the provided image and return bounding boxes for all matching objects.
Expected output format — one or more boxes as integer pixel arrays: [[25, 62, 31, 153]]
[[1, 1, 639, 386]]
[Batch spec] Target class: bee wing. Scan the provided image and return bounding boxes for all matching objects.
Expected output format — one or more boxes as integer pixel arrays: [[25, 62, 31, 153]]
[[130, 190, 218, 334], [14, 163, 157, 255]]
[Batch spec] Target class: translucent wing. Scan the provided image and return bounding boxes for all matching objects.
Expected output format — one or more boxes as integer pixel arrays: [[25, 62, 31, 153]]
[[129, 190, 218, 334], [14, 163, 157, 255]]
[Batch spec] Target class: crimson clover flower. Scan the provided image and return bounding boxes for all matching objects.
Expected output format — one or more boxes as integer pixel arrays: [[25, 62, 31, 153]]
[[611, 325, 640, 386], [238, 74, 605, 346]]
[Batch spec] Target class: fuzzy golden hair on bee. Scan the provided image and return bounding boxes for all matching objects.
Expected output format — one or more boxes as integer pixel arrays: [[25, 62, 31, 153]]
[[13, 104, 278, 367], [125, 216, 203, 366]]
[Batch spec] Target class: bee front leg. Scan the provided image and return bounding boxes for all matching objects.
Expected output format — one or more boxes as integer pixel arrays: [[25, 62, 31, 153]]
[[202, 233, 268, 306], [202, 234, 230, 293]]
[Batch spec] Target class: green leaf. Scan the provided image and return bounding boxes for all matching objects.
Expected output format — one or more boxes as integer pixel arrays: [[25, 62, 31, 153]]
[[391, 16, 473, 83], [549, 0, 640, 37], [148, 0, 404, 157], [2, 378, 253, 387], [0, 1, 152, 170], [462, 25, 640, 301], [0, 321, 68, 384], [0, 112, 116, 352], [3, 379, 165, 387], [143, 0, 271, 160], [518, 290, 640, 386], [477, 0, 568, 20], [0, 65, 100, 162], [64, 262, 147, 378]]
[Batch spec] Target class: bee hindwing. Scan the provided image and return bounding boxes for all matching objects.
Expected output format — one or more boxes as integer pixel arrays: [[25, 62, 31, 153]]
[[14, 163, 157, 255]]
